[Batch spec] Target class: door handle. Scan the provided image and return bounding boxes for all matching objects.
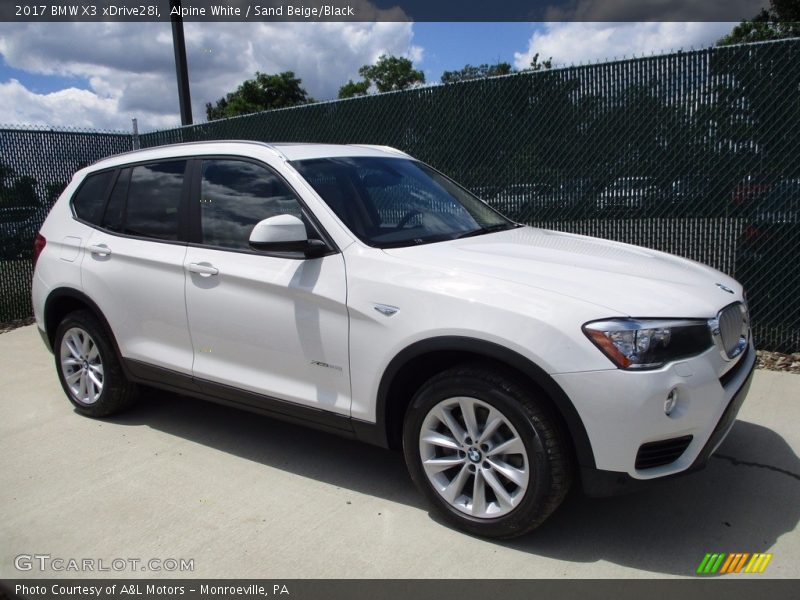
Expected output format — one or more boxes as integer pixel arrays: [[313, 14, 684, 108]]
[[87, 244, 112, 257], [186, 262, 219, 277]]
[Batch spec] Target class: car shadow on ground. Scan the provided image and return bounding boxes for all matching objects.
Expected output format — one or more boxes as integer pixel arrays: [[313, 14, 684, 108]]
[[492, 419, 800, 576], [107, 389, 421, 507], [107, 388, 800, 577]]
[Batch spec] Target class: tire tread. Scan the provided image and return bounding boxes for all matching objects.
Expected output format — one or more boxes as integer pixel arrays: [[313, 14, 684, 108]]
[[54, 309, 137, 417], [404, 362, 573, 538]]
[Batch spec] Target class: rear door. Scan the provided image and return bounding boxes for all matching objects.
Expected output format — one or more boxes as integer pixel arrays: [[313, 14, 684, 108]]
[[81, 160, 194, 375]]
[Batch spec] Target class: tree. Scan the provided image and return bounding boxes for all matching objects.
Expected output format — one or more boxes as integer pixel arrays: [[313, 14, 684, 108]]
[[441, 62, 513, 84], [717, 0, 800, 45], [0, 162, 14, 191], [527, 53, 553, 72], [0, 162, 39, 209], [338, 79, 370, 99], [205, 71, 312, 120], [357, 55, 425, 93], [45, 182, 67, 207]]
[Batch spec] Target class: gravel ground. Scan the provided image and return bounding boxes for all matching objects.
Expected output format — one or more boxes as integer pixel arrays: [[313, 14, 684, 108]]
[[0, 317, 34, 335], [1, 318, 797, 373], [757, 350, 800, 374]]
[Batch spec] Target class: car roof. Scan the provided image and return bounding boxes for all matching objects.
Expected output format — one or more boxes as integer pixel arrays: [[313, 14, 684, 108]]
[[86, 140, 410, 172]]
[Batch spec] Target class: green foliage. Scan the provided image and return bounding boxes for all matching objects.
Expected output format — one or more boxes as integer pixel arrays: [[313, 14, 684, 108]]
[[45, 182, 67, 207], [527, 53, 553, 72], [0, 162, 14, 189], [338, 79, 370, 99], [717, 0, 800, 45], [356, 55, 425, 93], [0, 163, 39, 209], [205, 71, 312, 121], [440, 56, 550, 85], [441, 62, 513, 84]]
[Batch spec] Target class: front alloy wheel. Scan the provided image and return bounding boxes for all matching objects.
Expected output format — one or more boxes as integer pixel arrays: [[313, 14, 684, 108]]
[[404, 364, 572, 538], [419, 396, 529, 518]]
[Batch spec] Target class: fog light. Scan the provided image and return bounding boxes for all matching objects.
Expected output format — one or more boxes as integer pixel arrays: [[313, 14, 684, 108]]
[[664, 388, 679, 416]]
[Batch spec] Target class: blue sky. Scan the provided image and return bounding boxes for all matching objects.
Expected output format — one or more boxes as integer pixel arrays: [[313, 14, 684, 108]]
[[0, 61, 89, 95], [0, 21, 732, 130], [414, 22, 540, 80]]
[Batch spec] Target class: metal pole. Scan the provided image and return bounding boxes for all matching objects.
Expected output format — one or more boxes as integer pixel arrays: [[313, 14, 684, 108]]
[[131, 118, 140, 150], [170, 0, 193, 125]]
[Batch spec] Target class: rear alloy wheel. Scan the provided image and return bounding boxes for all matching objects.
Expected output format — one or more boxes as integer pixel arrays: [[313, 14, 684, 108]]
[[60, 327, 104, 405], [54, 310, 136, 417], [403, 364, 572, 538]]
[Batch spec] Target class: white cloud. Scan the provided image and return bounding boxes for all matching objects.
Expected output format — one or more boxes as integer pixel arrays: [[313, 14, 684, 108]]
[[0, 19, 422, 131], [0, 79, 128, 130], [513, 22, 735, 70]]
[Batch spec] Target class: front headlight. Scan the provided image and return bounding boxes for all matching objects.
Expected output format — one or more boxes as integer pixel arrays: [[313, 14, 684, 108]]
[[583, 318, 712, 370]]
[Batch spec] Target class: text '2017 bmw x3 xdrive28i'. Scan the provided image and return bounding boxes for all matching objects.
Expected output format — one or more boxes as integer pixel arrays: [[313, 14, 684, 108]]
[[32, 142, 755, 538]]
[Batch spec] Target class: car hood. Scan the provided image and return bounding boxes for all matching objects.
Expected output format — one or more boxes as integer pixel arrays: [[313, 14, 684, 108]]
[[383, 226, 742, 317]]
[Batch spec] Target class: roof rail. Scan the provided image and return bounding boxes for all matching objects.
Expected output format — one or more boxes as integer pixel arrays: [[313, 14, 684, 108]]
[[90, 139, 288, 166], [350, 144, 409, 157]]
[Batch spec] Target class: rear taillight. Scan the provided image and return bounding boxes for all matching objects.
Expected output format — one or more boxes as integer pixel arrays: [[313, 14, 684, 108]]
[[32, 233, 46, 270]]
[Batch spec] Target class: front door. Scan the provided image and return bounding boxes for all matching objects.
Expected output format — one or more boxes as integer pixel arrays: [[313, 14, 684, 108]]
[[183, 158, 350, 415]]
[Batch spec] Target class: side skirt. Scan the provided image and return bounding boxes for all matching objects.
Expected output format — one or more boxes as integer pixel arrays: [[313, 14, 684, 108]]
[[122, 358, 385, 445]]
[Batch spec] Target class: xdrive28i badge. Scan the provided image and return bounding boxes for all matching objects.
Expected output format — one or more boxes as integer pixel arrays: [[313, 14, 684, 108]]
[[716, 283, 735, 294]]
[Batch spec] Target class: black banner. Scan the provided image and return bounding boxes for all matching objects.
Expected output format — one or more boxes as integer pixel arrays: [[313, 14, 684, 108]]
[[0, 0, 771, 23], [2, 580, 800, 600]]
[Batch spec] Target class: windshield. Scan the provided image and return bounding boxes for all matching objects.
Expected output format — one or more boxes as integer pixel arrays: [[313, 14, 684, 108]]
[[291, 156, 515, 248]]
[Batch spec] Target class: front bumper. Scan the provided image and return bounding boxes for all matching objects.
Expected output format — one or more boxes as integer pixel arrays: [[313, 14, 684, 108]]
[[580, 358, 754, 496], [553, 340, 756, 495]]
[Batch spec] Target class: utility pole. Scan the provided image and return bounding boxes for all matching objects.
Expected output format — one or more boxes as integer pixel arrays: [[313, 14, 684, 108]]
[[170, 0, 193, 125], [131, 118, 140, 149]]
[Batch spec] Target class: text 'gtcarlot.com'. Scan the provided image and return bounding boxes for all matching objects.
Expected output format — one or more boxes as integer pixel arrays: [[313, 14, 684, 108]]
[[14, 553, 195, 572]]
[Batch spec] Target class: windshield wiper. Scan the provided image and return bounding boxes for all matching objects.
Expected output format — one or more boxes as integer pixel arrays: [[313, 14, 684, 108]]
[[378, 234, 452, 249], [455, 223, 518, 239]]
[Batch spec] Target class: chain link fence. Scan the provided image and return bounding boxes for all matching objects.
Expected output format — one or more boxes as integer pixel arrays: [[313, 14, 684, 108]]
[[2, 39, 799, 350], [0, 127, 133, 323]]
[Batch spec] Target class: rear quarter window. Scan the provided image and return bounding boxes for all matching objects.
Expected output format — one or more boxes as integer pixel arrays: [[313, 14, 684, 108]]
[[71, 171, 114, 226]]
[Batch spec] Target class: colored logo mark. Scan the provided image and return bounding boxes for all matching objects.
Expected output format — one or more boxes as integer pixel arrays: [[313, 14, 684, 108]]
[[696, 553, 773, 574]]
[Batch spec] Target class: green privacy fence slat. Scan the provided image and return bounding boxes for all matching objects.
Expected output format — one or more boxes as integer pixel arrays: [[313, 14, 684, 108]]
[[1, 128, 133, 323], [2, 40, 799, 350]]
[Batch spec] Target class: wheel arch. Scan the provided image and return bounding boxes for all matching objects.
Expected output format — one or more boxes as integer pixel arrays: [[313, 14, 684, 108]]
[[43, 287, 122, 361], [374, 336, 596, 469]]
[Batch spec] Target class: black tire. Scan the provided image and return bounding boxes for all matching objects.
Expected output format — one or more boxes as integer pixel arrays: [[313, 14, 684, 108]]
[[403, 363, 572, 538], [53, 309, 137, 417]]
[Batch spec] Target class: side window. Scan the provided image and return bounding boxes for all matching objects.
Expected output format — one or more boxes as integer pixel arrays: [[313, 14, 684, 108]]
[[124, 161, 186, 241], [199, 159, 303, 250], [102, 167, 130, 232], [72, 171, 114, 226]]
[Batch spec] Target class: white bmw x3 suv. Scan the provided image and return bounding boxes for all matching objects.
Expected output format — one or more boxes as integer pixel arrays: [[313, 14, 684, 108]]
[[32, 141, 755, 538]]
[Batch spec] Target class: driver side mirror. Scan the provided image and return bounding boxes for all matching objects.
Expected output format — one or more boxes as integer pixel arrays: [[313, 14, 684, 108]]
[[249, 214, 328, 257]]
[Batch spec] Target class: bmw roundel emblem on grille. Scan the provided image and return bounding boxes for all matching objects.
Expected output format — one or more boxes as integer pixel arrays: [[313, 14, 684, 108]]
[[716, 283, 734, 294]]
